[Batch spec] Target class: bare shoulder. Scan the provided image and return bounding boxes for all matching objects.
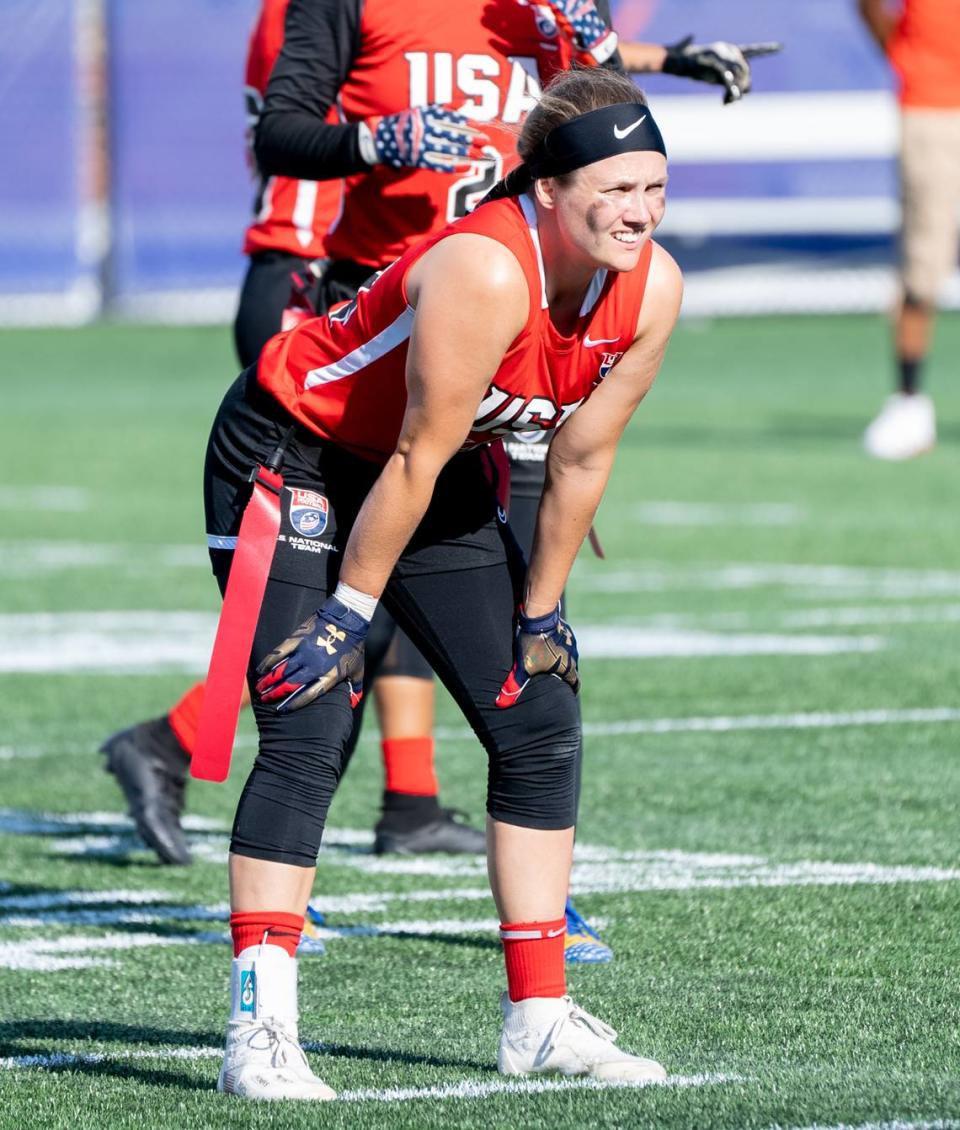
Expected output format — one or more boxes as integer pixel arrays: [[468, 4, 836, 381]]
[[636, 240, 683, 340], [407, 233, 528, 311]]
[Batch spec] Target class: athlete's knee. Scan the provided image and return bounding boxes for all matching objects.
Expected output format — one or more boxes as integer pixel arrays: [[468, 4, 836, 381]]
[[485, 678, 581, 829], [230, 700, 352, 865]]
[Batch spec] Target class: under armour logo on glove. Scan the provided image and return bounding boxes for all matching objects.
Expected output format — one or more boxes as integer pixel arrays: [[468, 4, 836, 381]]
[[662, 36, 782, 104], [544, 0, 619, 64], [367, 105, 490, 174], [255, 596, 366, 713], [496, 605, 580, 709]]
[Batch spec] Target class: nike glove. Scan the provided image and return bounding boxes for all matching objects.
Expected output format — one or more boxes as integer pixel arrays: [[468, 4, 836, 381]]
[[361, 104, 490, 173], [496, 605, 580, 709], [255, 595, 366, 713], [662, 36, 782, 104]]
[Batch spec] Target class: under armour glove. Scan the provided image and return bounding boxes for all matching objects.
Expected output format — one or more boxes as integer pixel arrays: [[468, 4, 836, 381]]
[[362, 104, 490, 173], [662, 36, 782, 104], [545, 0, 619, 64], [255, 596, 366, 713], [496, 605, 580, 709]]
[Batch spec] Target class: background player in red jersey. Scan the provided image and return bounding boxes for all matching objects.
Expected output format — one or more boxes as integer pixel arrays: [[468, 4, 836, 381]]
[[100, 0, 778, 882], [209, 65, 683, 1100]]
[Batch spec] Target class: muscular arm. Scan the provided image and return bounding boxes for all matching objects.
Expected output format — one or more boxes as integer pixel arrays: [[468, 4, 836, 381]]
[[524, 244, 683, 617], [253, 0, 371, 180], [858, 0, 900, 52], [337, 237, 529, 598]]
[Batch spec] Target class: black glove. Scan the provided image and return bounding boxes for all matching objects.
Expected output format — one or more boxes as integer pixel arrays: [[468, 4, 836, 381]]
[[496, 605, 580, 708], [255, 595, 366, 713], [663, 36, 782, 104]]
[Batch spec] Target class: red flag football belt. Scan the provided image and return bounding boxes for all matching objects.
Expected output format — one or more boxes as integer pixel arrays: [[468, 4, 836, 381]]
[[192, 462, 284, 782]]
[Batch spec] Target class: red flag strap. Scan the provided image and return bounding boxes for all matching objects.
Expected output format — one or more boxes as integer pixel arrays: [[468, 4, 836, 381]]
[[192, 465, 284, 782]]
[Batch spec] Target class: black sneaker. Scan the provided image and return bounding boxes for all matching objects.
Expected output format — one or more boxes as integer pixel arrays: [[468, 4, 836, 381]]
[[101, 716, 192, 865], [373, 807, 486, 855]]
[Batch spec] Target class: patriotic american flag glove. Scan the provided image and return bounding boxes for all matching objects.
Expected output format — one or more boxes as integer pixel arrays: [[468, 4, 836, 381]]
[[544, 0, 619, 64], [369, 105, 489, 173]]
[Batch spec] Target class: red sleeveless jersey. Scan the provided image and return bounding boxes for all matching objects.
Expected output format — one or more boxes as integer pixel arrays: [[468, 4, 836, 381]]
[[242, 0, 342, 259], [324, 0, 574, 269], [258, 195, 654, 463]]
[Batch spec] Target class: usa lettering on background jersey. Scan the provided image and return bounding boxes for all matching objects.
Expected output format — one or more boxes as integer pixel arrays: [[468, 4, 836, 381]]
[[325, 0, 572, 268]]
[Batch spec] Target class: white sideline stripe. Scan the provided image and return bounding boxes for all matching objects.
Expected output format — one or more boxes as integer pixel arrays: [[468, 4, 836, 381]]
[[580, 708, 960, 737], [575, 561, 960, 597], [0, 541, 207, 575], [777, 1122, 960, 1130], [432, 707, 960, 742], [0, 932, 208, 971], [0, 1047, 223, 1069], [575, 627, 883, 658], [633, 501, 803, 527], [0, 613, 885, 673], [0, 1048, 738, 1101], [335, 1072, 740, 1104], [0, 487, 90, 512]]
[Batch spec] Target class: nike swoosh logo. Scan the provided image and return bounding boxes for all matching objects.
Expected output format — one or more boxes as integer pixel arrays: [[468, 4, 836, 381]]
[[613, 114, 647, 140], [546, 926, 566, 938], [584, 335, 620, 348]]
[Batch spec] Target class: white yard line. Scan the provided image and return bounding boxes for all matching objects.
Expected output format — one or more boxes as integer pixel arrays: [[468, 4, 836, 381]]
[[0, 1046, 739, 1101], [774, 1121, 960, 1130], [335, 1071, 741, 1103], [0, 612, 887, 673], [576, 562, 960, 598], [581, 707, 960, 737], [633, 501, 803, 527], [0, 487, 90, 512], [435, 706, 960, 741]]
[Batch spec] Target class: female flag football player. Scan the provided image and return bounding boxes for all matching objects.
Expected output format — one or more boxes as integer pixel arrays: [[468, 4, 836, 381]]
[[206, 65, 682, 1099]]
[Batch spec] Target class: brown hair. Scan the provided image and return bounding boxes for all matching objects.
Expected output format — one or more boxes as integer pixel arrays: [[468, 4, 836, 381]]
[[518, 67, 648, 165]]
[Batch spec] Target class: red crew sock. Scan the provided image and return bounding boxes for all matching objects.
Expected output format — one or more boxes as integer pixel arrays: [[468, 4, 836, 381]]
[[167, 681, 206, 757], [230, 911, 304, 958], [500, 918, 567, 1001], [381, 736, 439, 797]]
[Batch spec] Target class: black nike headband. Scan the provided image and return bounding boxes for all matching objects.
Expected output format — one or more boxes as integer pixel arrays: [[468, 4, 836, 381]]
[[526, 102, 666, 179], [480, 101, 666, 204]]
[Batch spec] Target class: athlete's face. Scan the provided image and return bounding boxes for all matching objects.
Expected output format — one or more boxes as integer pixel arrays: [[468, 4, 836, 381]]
[[541, 151, 668, 272]]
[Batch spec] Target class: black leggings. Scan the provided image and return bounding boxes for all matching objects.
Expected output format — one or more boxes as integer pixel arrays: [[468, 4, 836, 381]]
[[206, 373, 581, 866]]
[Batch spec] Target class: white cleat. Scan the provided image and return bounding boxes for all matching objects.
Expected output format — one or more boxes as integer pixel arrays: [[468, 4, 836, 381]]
[[217, 942, 335, 1101], [863, 393, 936, 460], [498, 994, 667, 1084], [218, 1016, 335, 1100]]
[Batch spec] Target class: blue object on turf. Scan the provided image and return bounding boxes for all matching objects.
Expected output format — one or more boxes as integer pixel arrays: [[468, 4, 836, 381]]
[[564, 898, 613, 964]]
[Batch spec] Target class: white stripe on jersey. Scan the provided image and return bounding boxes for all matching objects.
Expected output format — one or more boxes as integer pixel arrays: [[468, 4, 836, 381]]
[[207, 535, 238, 549], [293, 181, 319, 249], [303, 307, 415, 389], [519, 193, 548, 309], [578, 269, 608, 316]]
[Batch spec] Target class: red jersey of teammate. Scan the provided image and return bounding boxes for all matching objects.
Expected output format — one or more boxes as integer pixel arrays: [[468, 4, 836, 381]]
[[258, 194, 654, 463], [242, 0, 342, 259], [324, 0, 576, 269]]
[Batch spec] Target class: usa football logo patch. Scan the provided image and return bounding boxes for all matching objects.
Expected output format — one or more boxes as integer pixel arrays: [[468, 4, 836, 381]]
[[287, 488, 329, 538]]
